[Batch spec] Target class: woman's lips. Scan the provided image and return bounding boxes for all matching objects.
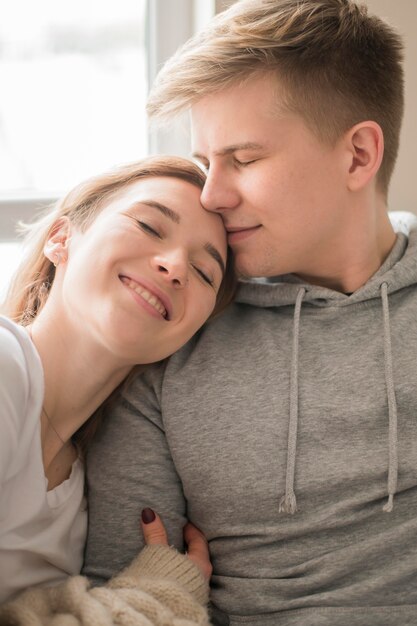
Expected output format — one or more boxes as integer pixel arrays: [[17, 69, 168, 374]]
[[119, 275, 169, 320]]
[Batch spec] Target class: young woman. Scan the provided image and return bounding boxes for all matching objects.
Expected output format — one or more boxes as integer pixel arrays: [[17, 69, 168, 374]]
[[0, 156, 235, 623]]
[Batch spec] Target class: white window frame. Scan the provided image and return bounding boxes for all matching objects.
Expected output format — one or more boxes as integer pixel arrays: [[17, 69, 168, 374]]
[[0, 0, 221, 243]]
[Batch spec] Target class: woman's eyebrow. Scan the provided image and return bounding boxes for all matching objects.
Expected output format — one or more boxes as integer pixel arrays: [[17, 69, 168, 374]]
[[205, 243, 225, 277], [133, 200, 181, 224]]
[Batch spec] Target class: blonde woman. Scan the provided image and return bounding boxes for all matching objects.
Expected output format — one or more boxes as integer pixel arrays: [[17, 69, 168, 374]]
[[0, 156, 235, 624]]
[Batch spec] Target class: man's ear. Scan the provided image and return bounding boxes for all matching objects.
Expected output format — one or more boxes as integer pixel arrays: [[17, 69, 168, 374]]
[[345, 121, 384, 192], [44, 216, 72, 267]]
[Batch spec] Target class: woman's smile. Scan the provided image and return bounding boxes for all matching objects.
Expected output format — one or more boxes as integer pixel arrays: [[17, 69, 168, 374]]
[[119, 274, 169, 320]]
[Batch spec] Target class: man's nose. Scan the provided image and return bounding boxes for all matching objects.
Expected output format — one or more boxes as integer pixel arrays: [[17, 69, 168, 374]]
[[152, 250, 188, 288], [200, 166, 240, 213]]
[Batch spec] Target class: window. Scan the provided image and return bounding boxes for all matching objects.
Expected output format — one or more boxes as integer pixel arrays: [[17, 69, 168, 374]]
[[0, 0, 216, 298], [0, 0, 148, 197]]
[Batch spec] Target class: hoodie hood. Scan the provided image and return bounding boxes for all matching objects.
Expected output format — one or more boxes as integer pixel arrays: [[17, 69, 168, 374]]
[[235, 212, 417, 515]]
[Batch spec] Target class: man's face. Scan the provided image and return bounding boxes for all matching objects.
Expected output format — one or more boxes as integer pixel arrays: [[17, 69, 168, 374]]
[[191, 73, 349, 279]]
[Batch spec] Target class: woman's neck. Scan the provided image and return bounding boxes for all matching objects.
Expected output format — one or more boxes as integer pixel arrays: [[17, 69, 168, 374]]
[[28, 308, 133, 466]]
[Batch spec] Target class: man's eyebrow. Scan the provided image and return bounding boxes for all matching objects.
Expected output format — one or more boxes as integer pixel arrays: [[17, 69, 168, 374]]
[[136, 200, 181, 224], [205, 243, 225, 277], [193, 142, 264, 161]]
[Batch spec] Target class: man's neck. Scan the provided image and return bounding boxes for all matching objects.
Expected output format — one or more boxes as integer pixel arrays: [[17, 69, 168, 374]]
[[296, 210, 397, 293]]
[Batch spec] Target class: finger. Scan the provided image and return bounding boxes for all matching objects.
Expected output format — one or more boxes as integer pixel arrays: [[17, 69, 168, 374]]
[[184, 522, 212, 580], [141, 508, 169, 546], [184, 523, 208, 555]]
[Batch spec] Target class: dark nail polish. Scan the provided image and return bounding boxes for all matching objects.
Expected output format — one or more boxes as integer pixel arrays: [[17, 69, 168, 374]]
[[141, 507, 156, 524]]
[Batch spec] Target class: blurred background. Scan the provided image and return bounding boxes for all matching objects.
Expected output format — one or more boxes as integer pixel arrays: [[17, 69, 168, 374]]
[[0, 0, 415, 297]]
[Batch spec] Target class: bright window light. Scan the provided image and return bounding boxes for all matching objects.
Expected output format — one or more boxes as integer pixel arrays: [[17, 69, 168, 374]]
[[0, 0, 148, 197]]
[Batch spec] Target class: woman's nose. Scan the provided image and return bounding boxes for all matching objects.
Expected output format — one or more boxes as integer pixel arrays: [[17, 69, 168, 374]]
[[152, 251, 188, 288]]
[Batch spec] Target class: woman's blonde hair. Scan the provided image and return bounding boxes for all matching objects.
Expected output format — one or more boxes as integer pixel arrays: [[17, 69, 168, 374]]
[[147, 0, 404, 197], [3, 155, 235, 324], [3, 155, 236, 455]]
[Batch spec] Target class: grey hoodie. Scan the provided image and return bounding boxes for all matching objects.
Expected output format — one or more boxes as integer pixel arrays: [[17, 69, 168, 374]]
[[83, 213, 417, 626]]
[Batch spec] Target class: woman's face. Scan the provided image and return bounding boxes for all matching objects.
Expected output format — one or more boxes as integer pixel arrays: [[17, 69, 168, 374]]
[[54, 176, 228, 364]]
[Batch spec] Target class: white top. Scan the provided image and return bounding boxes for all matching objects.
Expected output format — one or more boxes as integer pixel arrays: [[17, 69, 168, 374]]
[[0, 315, 87, 603]]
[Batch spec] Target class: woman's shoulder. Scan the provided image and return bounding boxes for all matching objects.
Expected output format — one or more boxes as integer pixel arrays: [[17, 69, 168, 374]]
[[0, 316, 44, 477], [0, 316, 37, 383], [0, 317, 44, 482]]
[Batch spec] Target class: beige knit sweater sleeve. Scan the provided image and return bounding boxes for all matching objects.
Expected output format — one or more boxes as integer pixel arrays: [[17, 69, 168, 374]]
[[0, 545, 210, 626]]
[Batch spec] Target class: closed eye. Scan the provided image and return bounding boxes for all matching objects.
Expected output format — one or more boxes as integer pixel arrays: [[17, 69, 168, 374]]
[[234, 157, 257, 167], [193, 265, 214, 287], [137, 220, 162, 238]]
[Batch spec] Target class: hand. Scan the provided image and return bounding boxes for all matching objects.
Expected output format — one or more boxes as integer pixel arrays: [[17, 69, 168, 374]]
[[141, 508, 212, 581]]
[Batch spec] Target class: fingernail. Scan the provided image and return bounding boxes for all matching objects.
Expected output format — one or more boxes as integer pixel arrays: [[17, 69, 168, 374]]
[[141, 507, 156, 524]]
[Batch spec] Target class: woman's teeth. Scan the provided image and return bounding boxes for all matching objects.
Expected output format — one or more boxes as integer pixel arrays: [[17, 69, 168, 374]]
[[121, 277, 167, 318]]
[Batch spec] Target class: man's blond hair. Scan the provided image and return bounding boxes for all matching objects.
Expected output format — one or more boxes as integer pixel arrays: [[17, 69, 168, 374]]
[[147, 0, 404, 196]]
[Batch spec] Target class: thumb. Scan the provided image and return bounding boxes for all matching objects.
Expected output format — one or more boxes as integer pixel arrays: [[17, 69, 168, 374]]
[[184, 522, 212, 581], [141, 508, 169, 546]]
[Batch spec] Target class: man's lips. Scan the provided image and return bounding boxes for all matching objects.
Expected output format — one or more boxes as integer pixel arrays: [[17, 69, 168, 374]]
[[119, 274, 172, 320], [226, 225, 261, 244]]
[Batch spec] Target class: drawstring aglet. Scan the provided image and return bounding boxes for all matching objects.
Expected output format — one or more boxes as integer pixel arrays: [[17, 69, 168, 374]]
[[279, 492, 297, 514], [383, 493, 394, 513]]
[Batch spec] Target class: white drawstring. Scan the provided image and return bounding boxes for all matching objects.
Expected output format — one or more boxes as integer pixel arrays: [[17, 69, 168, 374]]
[[381, 282, 399, 512], [279, 287, 305, 515]]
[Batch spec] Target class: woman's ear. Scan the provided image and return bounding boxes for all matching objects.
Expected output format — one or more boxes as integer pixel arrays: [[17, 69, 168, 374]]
[[44, 216, 72, 267], [345, 121, 384, 192]]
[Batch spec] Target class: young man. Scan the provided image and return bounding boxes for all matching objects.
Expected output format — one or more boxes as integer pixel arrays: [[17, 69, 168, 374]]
[[83, 1, 417, 624]]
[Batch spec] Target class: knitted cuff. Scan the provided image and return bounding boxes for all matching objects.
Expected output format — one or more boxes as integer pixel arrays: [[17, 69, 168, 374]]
[[108, 545, 209, 606]]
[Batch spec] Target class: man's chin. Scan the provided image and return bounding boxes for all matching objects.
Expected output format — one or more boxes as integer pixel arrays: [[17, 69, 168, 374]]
[[234, 256, 287, 280], [234, 259, 266, 280]]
